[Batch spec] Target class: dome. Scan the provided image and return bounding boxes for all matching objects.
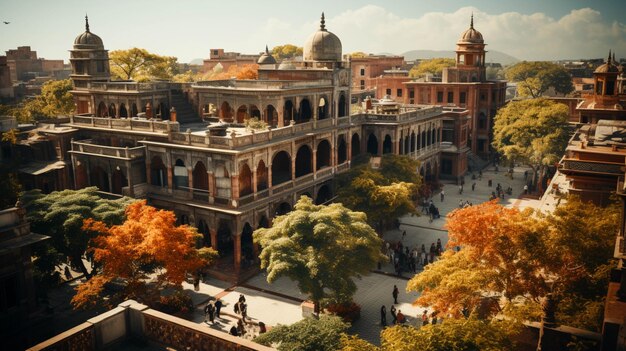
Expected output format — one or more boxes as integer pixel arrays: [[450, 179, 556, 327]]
[[74, 15, 103, 48], [257, 45, 277, 65], [458, 14, 484, 44], [595, 51, 619, 74], [303, 13, 342, 62]]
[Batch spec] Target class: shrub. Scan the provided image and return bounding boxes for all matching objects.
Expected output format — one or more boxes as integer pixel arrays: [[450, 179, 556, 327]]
[[326, 301, 361, 323]]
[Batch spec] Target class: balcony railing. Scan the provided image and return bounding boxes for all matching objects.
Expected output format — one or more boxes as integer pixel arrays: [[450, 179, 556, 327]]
[[69, 115, 180, 133], [71, 140, 145, 160]]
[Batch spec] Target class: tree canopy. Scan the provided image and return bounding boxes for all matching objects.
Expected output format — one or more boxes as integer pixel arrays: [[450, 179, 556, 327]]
[[72, 200, 217, 309], [339, 319, 516, 351], [409, 58, 455, 78], [406, 197, 619, 331], [254, 315, 348, 351], [336, 154, 420, 232], [253, 196, 385, 312], [109, 48, 179, 81], [8, 79, 74, 122], [271, 44, 303, 60], [21, 187, 132, 279], [505, 61, 574, 97], [491, 98, 569, 186]]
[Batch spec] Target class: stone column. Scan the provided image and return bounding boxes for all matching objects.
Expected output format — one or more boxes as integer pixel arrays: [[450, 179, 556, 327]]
[[234, 234, 241, 272], [166, 166, 173, 193], [126, 162, 134, 197], [231, 175, 239, 201], [252, 167, 258, 198], [187, 167, 193, 195], [208, 172, 215, 204], [209, 228, 217, 250]]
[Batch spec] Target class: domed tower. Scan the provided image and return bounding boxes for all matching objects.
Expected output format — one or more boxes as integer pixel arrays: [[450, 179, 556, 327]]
[[303, 13, 343, 65], [447, 14, 487, 83], [257, 45, 277, 68], [592, 50, 620, 106], [70, 15, 110, 89]]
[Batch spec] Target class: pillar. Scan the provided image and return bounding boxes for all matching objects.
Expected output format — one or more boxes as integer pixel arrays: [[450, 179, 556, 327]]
[[167, 166, 173, 192], [209, 228, 217, 250], [234, 234, 241, 271]]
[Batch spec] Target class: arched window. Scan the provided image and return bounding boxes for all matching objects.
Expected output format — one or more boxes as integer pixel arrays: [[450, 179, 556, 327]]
[[257, 160, 268, 191], [351, 133, 361, 157], [150, 156, 167, 187], [367, 133, 378, 155], [316, 140, 331, 170], [295, 145, 313, 177], [383, 135, 392, 154], [174, 159, 188, 189], [337, 135, 347, 164], [338, 94, 347, 117], [239, 163, 252, 197], [271, 151, 291, 185]]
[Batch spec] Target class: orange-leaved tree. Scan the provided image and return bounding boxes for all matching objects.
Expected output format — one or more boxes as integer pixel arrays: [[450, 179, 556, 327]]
[[71, 200, 217, 309], [407, 200, 549, 317]]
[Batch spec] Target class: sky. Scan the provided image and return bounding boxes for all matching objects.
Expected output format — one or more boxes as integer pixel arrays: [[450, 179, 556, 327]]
[[1, 0, 625, 63]]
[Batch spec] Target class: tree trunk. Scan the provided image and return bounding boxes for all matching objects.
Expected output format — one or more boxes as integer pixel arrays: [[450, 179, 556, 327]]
[[313, 299, 320, 318], [72, 256, 91, 279]]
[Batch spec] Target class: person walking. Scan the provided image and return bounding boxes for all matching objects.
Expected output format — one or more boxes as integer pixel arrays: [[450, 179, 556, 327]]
[[421, 310, 429, 326], [472, 182, 476, 191], [524, 184, 528, 194], [440, 189, 445, 202], [240, 302, 248, 321], [214, 299, 222, 318], [396, 310, 406, 324], [390, 304, 397, 324], [458, 185, 463, 194], [380, 305, 387, 326], [229, 325, 239, 336], [392, 285, 399, 304]]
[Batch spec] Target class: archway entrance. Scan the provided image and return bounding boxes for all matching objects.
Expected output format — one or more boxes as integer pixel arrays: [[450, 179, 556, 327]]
[[367, 133, 378, 155]]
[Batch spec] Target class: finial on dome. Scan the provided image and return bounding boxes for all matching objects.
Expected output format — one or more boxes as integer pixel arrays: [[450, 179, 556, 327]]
[[470, 12, 474, 29], [608, 49, 612, 64], [320, 12, 326, 31], [85, 14, 90, 32], [265, 45, 270, 54]]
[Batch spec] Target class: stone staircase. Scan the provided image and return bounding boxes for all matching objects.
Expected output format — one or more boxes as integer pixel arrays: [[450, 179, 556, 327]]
[[170, 90, 199, 125], [467, 150, 489, 172]]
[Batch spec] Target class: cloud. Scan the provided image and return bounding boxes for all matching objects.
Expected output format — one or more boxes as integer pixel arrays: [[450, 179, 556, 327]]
[[255, 5, 626, 61]]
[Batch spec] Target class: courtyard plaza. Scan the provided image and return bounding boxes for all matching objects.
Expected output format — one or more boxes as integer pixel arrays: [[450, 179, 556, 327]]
[[178, 164, 568, 345]]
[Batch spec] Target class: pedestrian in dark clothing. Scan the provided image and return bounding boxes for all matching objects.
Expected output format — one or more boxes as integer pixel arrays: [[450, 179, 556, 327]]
[[237, 318, 246, 336], [472, 182, 476, 191], [392, 285, 399, 304], [488, 179, 492, 187], [229, 325, 239, 336], [380, 305, 387, 326], [390, 305, 397, 324], [240, 302, 248, 321], [214, 299, 222, 318], [239, 294, 246, 303], [422, 310, 429, 326], [234, 301, 240, 314], [259, 322, 267, 334]]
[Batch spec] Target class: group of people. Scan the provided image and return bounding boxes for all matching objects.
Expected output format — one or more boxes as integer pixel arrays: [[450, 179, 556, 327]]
[[422, 199, 442, 222], [381, 285, 438, 327], [386, 239, 444, 275], [205, 293, 267, 338]]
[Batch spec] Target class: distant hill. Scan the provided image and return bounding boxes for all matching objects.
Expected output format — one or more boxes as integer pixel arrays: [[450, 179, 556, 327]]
[[189, 58, 204, 65], [400, 50, 520, 66]]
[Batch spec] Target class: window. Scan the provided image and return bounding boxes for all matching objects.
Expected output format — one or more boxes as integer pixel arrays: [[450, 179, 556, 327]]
[[360, 80, 365, 90], [447, 92, 453, 103], [437, 91, 443, 103], [460, 92, 466, 104], [409, 90, 414, 99], [480, 93, 486, 101], [213, 50, 219, 55], [386, 88, 392, 95], [397, 89, 403, 97], [360, 68, 365, 76], [96, 61, 104, 73]]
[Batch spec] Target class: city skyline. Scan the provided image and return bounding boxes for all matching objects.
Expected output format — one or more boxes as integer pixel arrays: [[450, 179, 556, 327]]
[[1, 0, 625, 63]]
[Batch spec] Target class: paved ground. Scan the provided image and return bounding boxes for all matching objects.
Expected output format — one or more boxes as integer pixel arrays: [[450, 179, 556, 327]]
[[180, 164, 567, 345]]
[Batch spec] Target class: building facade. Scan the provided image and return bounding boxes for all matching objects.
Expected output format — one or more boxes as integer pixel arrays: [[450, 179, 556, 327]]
[[63, 14, 467, 282]]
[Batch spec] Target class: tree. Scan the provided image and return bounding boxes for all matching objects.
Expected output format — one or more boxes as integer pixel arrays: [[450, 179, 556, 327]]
[[409, 58, 455, 78], [21, 187, 132, 279], [336, 154, 420, 232], [254, 315, 348, 351], [271, 44, 303, 60], [253, 196, 385, 313], [199, 64, 259, 81], [0, 129, 21, 210], [10, 79, 75, 122], [505, 61, 574, 97], [491, 98, 569, 188], [408, 201, 548, 317], [72, 200, 217, 309], [109, 48, 179, 81], [339, 319, 516, 351], [407, 197, 619, 331], [348, 52, 368, 58]]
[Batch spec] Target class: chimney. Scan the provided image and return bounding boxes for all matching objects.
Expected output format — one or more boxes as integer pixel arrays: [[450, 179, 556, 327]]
[[170, 107, 177, 122]]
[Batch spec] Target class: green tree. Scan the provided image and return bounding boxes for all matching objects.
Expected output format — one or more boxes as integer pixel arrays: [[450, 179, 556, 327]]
[[254, 315, 348, 351], [409, 58, 455, 78], [505, 61, 574, 97], [336, 154, 420, 232], [20, 187, 133, 278], [10, 79, 75, 122], [271, 44, 303, 60], [110, 48, 179, 81], [491, 98, 569, 188], [253, 196, 385, 313]]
